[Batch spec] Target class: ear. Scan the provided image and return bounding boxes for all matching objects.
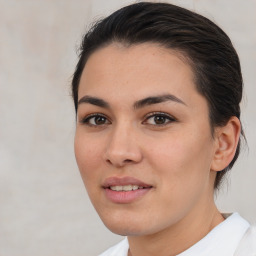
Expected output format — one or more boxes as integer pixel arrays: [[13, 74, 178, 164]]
[[211, 116, 241, 172]]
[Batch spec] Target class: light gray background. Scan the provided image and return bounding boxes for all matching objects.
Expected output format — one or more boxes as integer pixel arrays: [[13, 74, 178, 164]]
[[0, 0, 255, 255]]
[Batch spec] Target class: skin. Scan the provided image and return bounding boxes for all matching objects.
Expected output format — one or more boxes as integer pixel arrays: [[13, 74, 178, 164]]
[[74, 43, 240, 256]]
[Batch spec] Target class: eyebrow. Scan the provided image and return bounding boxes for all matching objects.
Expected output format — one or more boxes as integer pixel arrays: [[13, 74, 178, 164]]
[[133, 94, 187, 109], [77, 94, 186, 109], [78, 95, 110, 108]]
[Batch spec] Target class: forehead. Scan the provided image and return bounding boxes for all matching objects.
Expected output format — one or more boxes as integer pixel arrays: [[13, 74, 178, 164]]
[[79, 43, 194, 94], [78, 43, 202, 109]]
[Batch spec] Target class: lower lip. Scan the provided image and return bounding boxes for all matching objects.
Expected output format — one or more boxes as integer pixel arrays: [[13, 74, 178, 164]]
[[104, 187, 152, 204]]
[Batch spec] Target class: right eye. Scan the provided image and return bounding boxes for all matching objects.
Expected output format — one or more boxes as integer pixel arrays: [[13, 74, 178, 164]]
[[80, 114, 111, 126]]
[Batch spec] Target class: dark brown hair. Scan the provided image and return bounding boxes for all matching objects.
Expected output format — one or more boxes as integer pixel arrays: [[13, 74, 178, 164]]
[[71, 2, 244, 189]]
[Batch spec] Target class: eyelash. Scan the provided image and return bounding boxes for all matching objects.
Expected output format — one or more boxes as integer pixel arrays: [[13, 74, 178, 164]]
[[80, 112, 176, 127], [143, 112, 176, 126], [80, 113, 111, 127]]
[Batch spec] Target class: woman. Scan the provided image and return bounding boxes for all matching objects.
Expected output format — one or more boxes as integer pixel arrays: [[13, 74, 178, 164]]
[[71, 2, 255, 255]]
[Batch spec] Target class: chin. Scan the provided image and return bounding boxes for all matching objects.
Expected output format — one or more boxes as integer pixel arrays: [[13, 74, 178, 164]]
[[102, 214, 171, 237], [99, 212, 152, 236], [105, 224, 148, 236]]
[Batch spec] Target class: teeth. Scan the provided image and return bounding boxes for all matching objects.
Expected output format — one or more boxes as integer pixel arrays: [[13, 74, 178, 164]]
[[123, 185, 132, 191], [110, 185, 140, 191], [112, 185, 123, 191]]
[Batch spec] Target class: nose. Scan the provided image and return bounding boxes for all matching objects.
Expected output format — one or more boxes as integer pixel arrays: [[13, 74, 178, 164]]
[[103, 124, 143, 167]]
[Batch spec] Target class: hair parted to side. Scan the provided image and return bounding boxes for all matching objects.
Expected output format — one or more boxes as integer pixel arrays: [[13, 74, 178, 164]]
[[71, 2, 244, 189]]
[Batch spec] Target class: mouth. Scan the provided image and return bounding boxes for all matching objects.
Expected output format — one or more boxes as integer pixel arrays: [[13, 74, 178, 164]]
[[102, 176, 153, 204], [109, 185, 147, 191]]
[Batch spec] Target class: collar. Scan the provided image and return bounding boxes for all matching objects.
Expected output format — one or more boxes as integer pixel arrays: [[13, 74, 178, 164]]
[[177, 212, 250, 256]]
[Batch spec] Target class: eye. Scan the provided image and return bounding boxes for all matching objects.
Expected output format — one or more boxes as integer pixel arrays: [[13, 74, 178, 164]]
[[143, 112, 176, 126], [80, 114, 111, 126]]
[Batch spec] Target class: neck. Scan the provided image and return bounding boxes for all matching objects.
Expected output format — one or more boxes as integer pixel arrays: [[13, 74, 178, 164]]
[[128, 200, 224, 256]]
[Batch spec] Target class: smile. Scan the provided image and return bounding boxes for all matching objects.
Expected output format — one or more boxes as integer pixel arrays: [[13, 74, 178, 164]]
[[110, 185, 144, 191], [103, 176, 153, 203]]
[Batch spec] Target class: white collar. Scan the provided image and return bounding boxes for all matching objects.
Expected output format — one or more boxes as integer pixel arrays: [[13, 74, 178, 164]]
[[99, 213, 250, 256], [177, 212, 250, 256]]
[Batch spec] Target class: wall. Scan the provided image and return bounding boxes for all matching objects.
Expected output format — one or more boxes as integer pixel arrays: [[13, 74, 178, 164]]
[[0, 0, 255, 255]]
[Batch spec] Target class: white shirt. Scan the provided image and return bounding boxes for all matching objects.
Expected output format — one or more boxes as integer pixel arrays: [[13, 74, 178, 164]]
[[99, 213, 256, 256]]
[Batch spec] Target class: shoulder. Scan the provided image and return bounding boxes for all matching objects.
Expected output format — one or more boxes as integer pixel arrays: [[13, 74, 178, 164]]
[[234, 225, 256, 256], [98, 238, 129, 256]]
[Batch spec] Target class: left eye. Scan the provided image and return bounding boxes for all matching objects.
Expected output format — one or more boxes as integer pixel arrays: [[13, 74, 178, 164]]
[[144, 113, 175, 125]]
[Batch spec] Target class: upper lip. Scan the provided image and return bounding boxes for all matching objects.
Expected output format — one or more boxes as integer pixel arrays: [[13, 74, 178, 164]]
[[102, 176, 152, 188]]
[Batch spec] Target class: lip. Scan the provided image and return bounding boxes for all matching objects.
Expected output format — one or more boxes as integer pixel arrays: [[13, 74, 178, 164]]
[[102, 176, 153, 204], [102, 176, 152, 188]]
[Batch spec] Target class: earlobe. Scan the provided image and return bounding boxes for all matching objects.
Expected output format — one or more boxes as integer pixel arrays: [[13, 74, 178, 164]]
[[211, 117, 241, 172]]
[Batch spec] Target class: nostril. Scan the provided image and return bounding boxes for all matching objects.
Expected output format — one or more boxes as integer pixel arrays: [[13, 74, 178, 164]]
[[103, 147, 143, 166], [105, 158, 134, 167], [124, 159, 133, 163], [106, 159, 112, 164]]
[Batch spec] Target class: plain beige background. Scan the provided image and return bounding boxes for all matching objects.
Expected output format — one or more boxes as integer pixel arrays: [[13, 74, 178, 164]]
[[0, 0, 255, 255]]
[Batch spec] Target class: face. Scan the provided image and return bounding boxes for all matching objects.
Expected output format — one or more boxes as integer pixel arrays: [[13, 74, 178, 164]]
[[75, 43, 218, 236]]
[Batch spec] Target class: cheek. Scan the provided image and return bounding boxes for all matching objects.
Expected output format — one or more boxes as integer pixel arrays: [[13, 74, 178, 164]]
[[147, 132, 214, 195], [152, 128, 213, 169], [144, 138, 213, 225], [74, 132, 103, 184]]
